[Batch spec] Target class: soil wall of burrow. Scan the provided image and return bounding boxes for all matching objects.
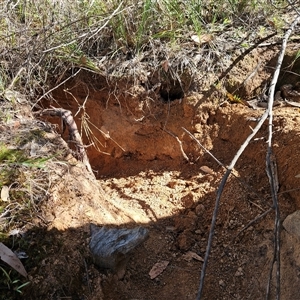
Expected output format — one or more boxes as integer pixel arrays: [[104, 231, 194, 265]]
[[45, 73, 199, 177], [206, 103, 300, 212], [41, 69, 300, 209], [224, 47, 300, 100]]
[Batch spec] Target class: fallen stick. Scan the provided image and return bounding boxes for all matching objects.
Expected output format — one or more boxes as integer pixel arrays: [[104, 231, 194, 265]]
[[265, 9, 300, 299], [195, 13, 300, 300]]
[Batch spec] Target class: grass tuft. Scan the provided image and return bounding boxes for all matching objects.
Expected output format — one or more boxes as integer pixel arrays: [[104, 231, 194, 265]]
[[0, 0, 289, 105]]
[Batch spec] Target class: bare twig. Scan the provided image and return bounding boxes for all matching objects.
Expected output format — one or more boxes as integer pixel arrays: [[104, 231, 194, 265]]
[[265, 11, 300, 300], [182, 127, 268, 210], [83, 257, 92, 294], [242, 61, 262, 87], [194, 32, 277, 111], [7, 67, 25, 90], [235, 207, 273, 238], [42, 2, 127, 54], [285, 0, 300, 14], [182, 127, 224, 167], [163, 129, 189, 162], [194, 112, 272, 300], [196, 14, 300, 300]]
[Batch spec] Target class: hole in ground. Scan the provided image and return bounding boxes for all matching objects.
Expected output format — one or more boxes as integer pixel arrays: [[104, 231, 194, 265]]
[[39, 72, 300, 299], [34, 48, 300, 300]]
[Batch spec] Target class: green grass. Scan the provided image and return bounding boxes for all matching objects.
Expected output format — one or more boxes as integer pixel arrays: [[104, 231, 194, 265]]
[[0, 266, 30, 296], [0, 131, 55, 232], [0, 142, 50, 298]]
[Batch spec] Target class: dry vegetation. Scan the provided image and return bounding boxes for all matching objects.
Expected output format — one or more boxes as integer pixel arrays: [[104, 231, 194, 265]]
[[0, 0, 300, 299]]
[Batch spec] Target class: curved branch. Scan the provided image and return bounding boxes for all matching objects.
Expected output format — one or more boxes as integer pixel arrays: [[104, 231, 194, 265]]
[[195, 13, 300, 300]]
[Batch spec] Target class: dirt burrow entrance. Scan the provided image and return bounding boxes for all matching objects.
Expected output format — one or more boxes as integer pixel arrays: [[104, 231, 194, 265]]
[[32, 48, 300, 299]]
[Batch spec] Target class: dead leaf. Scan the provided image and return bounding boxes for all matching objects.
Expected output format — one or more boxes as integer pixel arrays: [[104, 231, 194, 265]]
[[182, 251, 204, 262], [3, 90, 27, 104], [191, 34, 213, 45], [0, 243, 27, 278], [295, 174, 300, 178], [80, 55, 87, 64], [30, 140, 39, 157], [161, 60, 169, 72], [267, 19, 276, 29], [149, 260, 169, 279], [200, 166, 214, 175], [1, 185, 10, 202]]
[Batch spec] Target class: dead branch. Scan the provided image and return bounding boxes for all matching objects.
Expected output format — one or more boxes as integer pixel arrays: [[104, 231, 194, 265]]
[[265, 10, 300, 300], [38, 107, 95, 178], [235, 207, 273, 239], [182, 127, 224, 167], [182, 127, 269, 210], [196, 14, 300, 300], [194, 32, 277, 111], [7, 67, 25, 91]]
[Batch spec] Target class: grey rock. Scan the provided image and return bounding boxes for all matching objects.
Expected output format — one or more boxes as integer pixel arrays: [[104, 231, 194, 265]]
[[283, 210, 300, 238], [89, 224, 149, 271]]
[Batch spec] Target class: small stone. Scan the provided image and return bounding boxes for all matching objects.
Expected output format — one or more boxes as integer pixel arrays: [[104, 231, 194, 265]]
[[200, 166, 214, 175], [194, 124, 202, 133], [167, 181, 177, 188], [195, 204, 205, 216], [187, 210, 196, 218], [181, 193, 194, 209], [177, 230, 193, 251], [174, 215, 197, 231], [165, 226, 176, 232], [219, 279, 226, 287], [235, 267, 243, 277], [283, 210, 300, 238]]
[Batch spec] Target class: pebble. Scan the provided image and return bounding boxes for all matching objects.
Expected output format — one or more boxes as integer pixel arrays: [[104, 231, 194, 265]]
[[235, 267, 243, 277], [219, 279, 226, 287], [195, 204, 205, 216], [283, 210, 300, 238], [181, 193, 194, 209]]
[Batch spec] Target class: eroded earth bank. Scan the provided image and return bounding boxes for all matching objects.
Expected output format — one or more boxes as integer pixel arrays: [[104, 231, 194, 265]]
[[23, 62, 300, 300]]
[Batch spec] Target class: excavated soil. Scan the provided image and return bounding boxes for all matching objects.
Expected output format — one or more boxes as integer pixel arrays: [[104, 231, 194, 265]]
[[16, 47, 300, 299]]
